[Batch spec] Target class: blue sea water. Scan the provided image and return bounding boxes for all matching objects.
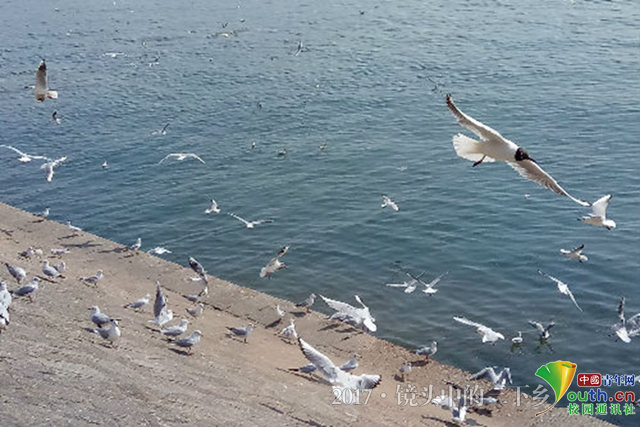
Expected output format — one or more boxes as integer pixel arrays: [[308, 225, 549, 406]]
[[0, 0, 638, 424]]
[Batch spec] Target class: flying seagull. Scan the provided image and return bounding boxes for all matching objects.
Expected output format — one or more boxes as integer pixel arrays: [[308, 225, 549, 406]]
[[385, 271, 424, 294], [34, 59, 58, 102], [147, 246, 171, 255], [205, 199, 220, 214], [151, 123, 170, 136], [297, 338, 381, 404], [529, 320, 555, 340], [560, 244, 588, 262], [610, 297, 640, 343], [421, 272, 449, 295], [453, 316, 505, 344], [538, 270, 583, 312], [446, 94, 590, 207], [228, 213, 273, 229], [158, 153, 205, 164], [321, 294, 377, 332], [260, 246, 289, 278], [41, 156, 67, 182], [381, 195, 399, 211], [52, 111, 61, 124], [0, 145, 51, 163], [581, 194, 616, 230], [470, 367, 513, 390]]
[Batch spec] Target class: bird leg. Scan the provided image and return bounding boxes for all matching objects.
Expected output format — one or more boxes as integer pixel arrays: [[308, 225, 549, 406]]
[[472, 156, 486, 167], [28, 295, 34, 303]]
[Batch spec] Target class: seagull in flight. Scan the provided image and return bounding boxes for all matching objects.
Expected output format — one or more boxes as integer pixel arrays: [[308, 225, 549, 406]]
[[610, 297, 640, 343], [538, 270, 583, 312], [33, 59, 58, 102], [420, 272, 449, 295], [0, 145, 51, 163], [52, 111, 61, 124], [228, 213, 273, 229], [294, 41, 304, 56], [205, 199, 220, 214], [560, 244, 588, 263], [581, 194, 616, 230], [321, 294, 377, 332], [147, 246, 172, 255], [41, 156, 67, 182], [297, 338, 381, 404], [453, 316, 505, 344], [381, 195, 399, 211], [158, 153, 205, 164], [446, 94, 590, 207], [260, 246, 289, 278], [151, 123, 170, 136], [470, 367, 512, 390], [386, 271, 425, 294], [529, 320, 555, 340]]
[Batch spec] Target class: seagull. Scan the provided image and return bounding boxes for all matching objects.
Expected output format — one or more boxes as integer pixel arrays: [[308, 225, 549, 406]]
[[67, 221, 82, 233], [188, 257, 208, 284], [54, 261, 66, 273], [453, 316, 505, 344], [529, 320, 555, 340], [260, 246, 289, 278], [151, 281, 171, 325], [276, 305, 286, 318], [228, 213, 273, 229], [33, 59, 58, 102], [52, 111, 61, 124], [89, 306, 111, 327], [511, 331, 523, 344], [158, 153, 204, 164], [451, 396, 468, 424], [445, 94, 590, 207], [124, 293, 151, 310], [20, 247, 43, 258], [147, 246, 172, 255], [386, 271, 425, 294], [205, 199, 220, 214], [294, 40, 304, 56], [42, 260, 62, 279], [90, 319, 121, 348], [610, 297, 640, 343], [560, 244, 588, 262], [538, 270, 583, 312], [415, 341, 438, 361], [41, 156, 67, 182], [0, 304, 9, 330], [421, 272, 449, 295], [399, 361, 412, 381], [151, 123, 170, 135], [80, 270, 104, 285], [0, 145, 51, 163], [172, 330, 202, 355], [297, 338, 381, 404], [161, 319, 189, 338], [581, 194, 616, 230], [227, 323, 254, 343], [10, 277, 40, 302], [128, 237, 142, 251], [296, 293, 316, 313], [1, 282, 13, 309], [279, 318, 298, 340], [51, 248, 69, 255], [277, 148, 287, 157], [470, 367, 513, 390], [102, 160, 108, 169], [36, 208, 50, 220], [291, 354, 358, 374], [321, 294, 377, 332], [186, 303, 204, 318], [381, 195, 399, 211], [5, 263, 27, 283]]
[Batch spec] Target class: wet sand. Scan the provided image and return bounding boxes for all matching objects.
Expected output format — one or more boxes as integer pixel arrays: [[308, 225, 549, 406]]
[[0, 202, 611, 426]]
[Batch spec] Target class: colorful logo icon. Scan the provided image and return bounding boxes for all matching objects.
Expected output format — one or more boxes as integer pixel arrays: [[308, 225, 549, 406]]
[[535, 360, 578, 416]]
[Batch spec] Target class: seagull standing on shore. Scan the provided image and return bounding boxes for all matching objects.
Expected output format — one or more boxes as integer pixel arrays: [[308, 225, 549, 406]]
[[0, 145, 51, 163], [151, 281, 173, 326], [80, 270, 104, 285], [415, 341, 438, 362], [128, 237, 142, 251], [228, 213, 273, 229], [581, 194, 616, 230], [296, 293, 316, 313], [161, 319, 189, 338], [260, 246, 289, 278], [560, 244, 588, 262], [67, 221, 82, 234], [186, 303, 204, 318], [227, 323, 254, 343], [42, 260, 62, 279], [90, 319, 121, 348], [5, 263, 27, 283], [399, 362, 412, 381], [297, 338, 381, 404], [124, 293, 151, 310], [538, 270, 583, 312], [0, 282, 12, 309], [36, 208, 50, 220], [381, 195, 399, 211], [10, 277, 40, 302], [0, 304, 9, 330], [33, 59, 58, 102], [453, 316, 505, 344], [89, 306, 111, 327], [172, 330, 202, 355], [158, 153, 205, 164], [445, 94, 590, 207], [279, 318, 298, 340]]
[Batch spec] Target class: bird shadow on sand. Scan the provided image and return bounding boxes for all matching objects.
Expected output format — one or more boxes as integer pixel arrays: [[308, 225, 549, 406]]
[[168, 348, 191, 356], [61, 240, 101, 248], [277, 368, 327, 384], [291, 311, 308, 318], [422, 415, 483, 427], [97, 247, 126, 254], [317, 323, 341, 332], [410, 359, 429, 367], [265, 319, 283, 329], [0, 228, 14, 237]]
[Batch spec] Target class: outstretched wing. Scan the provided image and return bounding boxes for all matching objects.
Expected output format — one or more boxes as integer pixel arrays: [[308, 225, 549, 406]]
[[507, 160, 590, 207], [528, 320, 545, 334], [321, 295, 357, 315], [453, 316, 485, 330], [298, 338, 337, 381], [446, 94, 505, 142], [591, 194, 611, 218], [470, 367, 498, 384]]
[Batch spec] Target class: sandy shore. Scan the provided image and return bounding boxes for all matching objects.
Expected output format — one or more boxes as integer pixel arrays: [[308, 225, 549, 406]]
[[0, 202, 611, 427]]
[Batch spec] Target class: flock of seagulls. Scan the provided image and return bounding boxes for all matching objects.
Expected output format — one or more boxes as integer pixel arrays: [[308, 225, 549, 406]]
[[0, 36, 634, 425]]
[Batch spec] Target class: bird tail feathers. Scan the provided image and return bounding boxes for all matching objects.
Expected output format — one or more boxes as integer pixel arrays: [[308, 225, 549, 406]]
[[47, 90, 58, 99], [452, 134, 494, 163]]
